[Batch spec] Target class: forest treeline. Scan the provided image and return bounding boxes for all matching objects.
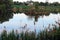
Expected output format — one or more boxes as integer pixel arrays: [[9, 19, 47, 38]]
[[13, 1, 60, 6], [0, 0, 60, 13], [12, 1, 60, 13]]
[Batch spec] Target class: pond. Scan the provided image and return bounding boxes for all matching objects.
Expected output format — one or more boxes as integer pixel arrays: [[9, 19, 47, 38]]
[[0, 13, 60, 33]]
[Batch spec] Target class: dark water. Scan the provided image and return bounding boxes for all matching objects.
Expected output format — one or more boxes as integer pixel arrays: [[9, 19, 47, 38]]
[[0, 13, 60, 33]]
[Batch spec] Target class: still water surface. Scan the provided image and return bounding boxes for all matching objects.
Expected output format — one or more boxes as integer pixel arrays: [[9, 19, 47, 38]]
[[0, 13, 60, 33]]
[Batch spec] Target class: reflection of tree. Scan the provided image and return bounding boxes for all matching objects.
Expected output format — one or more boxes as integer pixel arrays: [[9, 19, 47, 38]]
[[0, 12, 13, 23], [34, 15, 39, 22], [25, 12, 50, 22], [27, 15, 39, 22], [27, 16, 33, 20]]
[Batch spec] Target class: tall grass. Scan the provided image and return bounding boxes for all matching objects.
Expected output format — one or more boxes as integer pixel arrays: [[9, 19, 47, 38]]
[[0, 21, 60, 40]]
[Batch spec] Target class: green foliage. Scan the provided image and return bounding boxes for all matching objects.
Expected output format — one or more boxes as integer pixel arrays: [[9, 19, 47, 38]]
[[1, 30, 8, 40], [13, 1, 60, 12], [8, 30, 17, 40], [0, 0, 13, 13]]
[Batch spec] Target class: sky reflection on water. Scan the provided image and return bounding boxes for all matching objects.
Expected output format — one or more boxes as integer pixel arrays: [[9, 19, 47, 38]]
[[0, 13, 60, 33]]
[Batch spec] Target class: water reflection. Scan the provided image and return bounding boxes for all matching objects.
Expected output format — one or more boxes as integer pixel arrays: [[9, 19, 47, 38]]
[[27, 15, 39, 22], [0, 12, 60, 33]]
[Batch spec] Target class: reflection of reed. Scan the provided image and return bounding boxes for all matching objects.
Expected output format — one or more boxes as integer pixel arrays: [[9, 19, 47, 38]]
[[55, 20, 60, 26], [3, 26, 6, 31], [19, 23, 29, 33]]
